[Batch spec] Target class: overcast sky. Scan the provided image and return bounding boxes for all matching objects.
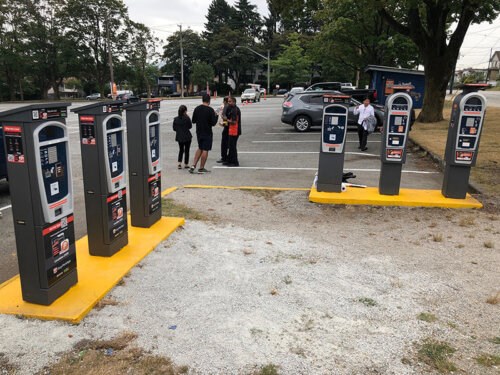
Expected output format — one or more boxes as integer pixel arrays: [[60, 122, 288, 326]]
[[123, 0, 500, 71]]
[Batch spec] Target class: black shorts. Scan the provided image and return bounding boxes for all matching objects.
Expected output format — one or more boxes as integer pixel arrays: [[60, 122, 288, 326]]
[[197, 135, 213, 151]]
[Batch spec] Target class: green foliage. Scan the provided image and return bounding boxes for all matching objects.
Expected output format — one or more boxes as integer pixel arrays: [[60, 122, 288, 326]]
[[378, 0, 500, 122], [475, 353, 500, 367], [417, 312, 438, 323], [312, 0, 418, 85], [417, 339, 457, 373], [271, 33, 311, 87], [162, 29, 204, 84], [190, 62, 215, 87]]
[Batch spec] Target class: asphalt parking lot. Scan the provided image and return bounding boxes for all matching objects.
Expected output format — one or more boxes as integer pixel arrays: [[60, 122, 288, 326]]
[[0, 97, 442, 282]]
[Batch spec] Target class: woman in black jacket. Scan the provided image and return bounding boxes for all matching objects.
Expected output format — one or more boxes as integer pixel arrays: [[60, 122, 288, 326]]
[[173, 105, 192, 169]]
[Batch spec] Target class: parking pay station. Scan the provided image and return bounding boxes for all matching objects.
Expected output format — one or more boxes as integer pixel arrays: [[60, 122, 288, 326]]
[[124, 99, 162, 227], [379, 88, 414, 195], [316, 94, 350, 192], [0, 104, 77, 305], [442, 84, 487, 199], [72, 102, 128, 256]]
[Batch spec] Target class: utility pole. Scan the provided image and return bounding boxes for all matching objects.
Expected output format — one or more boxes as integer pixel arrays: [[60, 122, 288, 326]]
[[267, 49, 270, 95], [179, 24, 184, 98], [486, 47, 493, 83], [106, 17, 115, 99]]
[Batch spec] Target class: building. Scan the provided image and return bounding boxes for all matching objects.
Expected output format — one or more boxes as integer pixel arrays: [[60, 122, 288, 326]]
[[47, 83, 82, 99], [157, 75, 178, 95], [365, 65, 425, 108]]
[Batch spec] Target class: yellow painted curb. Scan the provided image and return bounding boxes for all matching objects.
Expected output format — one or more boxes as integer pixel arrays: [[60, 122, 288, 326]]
[[0, 216, 185, 323], [309, 186, 482, 209], [183, 184, 310, 192], [161, 186, 178, 197]]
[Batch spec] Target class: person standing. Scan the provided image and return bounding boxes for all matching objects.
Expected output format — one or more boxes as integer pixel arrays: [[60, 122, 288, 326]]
[[225, 96, 241, 167], [354, 97, 375, 151], [173, 105, 192, 169], [189, 94, 218, 174], [217, 96, 230, 163]]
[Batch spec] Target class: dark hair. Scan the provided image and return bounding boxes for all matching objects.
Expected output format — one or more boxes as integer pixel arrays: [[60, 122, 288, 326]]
[[178, 105, 187, 117], [363, 96, 370, 102], [223, 96, 229, 103], [202, 93, 211, 103]]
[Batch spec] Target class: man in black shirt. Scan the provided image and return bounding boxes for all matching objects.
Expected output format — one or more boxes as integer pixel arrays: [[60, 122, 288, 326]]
[[190, 94, 218, 174]]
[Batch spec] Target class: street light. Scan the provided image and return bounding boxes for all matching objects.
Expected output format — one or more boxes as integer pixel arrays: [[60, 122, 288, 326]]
[[236, 45, 270, 95]]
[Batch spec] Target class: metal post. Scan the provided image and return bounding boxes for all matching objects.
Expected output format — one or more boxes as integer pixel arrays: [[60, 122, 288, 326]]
[[267, 49, 270, 95], [106, 17, 115, 99], [179, 24, 184, 98]]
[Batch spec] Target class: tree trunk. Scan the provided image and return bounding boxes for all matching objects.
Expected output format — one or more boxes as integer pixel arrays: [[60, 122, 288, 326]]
[[19, 79, 24, 101], [418, 53, 455, 123]]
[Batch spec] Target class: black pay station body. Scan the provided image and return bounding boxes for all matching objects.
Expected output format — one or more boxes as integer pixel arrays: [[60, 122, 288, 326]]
[[379, 91, 413, 195], [72, 102, 128, 256], [442, 84, 487, 199], [317, 94, 350, 192], [124, 100, 162, 228], [0, 104, 77, 305]]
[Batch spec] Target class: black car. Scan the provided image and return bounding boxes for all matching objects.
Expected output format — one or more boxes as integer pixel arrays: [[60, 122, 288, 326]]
[[281, 90, 385, 132], [138, 92, 155, 99], [116, 93, 140, 103]]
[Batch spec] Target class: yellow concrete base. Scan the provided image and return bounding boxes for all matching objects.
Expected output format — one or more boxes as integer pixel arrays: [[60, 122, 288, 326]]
[[309, 186, 482, 209], [0, 216, 185, 323]]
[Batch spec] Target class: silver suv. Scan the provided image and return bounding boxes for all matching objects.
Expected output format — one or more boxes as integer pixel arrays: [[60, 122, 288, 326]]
[[281, 91, 385, 132]]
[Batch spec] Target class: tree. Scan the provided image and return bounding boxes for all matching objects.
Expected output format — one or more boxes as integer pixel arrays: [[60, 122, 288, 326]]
[[190, 62, 215, 87], [377, 0, 500, 122], [0, 0, 29, 100], [272, 33, 311, 87], [126, 21, 158, 97], [203, 0, 260, 92], [234, 0, 263, 39], [162, 29, 203, 85], [266, 0, 323, 34], [23, 0, 84, 99], [64, 0, 129, 96], [312, 0, 418, 86]]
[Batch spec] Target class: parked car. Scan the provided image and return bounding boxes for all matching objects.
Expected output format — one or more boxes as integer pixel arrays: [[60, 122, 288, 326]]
[[341, 82, 356, 89], [138, 92, 155, 98], [86, 93, 101, 100], [276, 88, 288, 96], [116, 93, 140, 103], [284, 87, 305, 99], [241, 88, 260, 102], [281, 90, 385, 132], [306, 82, 377, 102], [259, 88, 266, 96]]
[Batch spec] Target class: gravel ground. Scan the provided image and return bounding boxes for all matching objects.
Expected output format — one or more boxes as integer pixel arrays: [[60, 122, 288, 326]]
[[0, 188, 499, 374]]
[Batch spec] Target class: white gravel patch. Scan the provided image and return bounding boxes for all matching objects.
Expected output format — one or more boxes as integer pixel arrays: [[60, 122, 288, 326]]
[[0, 189, 498, 375]]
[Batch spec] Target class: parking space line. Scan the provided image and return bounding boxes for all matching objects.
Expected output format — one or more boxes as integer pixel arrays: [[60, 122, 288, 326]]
[[252, 140, 381, 143], [213, 166, 439, 174], [238, 151, 379, 157], [0, 204, 12, 212]]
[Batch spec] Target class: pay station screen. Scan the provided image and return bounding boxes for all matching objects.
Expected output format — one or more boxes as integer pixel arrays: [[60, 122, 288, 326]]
[[454, 96, 483, 165], [149, 124, 160, 164], [40, 142, 69, 205], [459, 97, 482, 139], [322, 106, 347, 153], [107, 130, 124, 179]]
